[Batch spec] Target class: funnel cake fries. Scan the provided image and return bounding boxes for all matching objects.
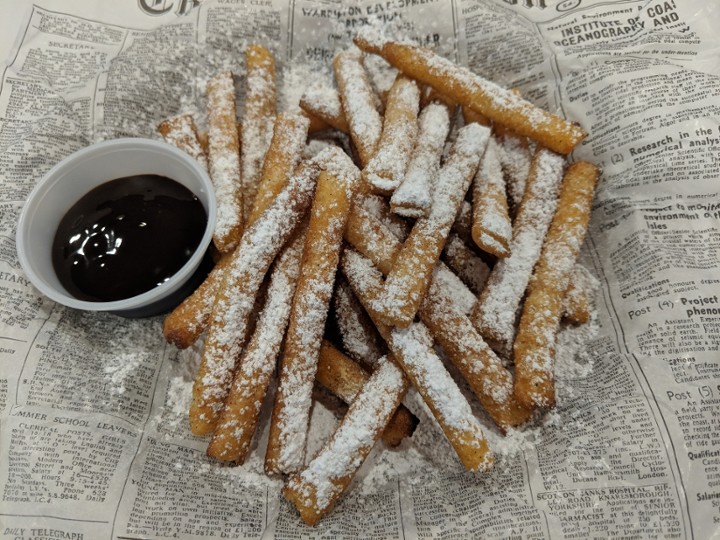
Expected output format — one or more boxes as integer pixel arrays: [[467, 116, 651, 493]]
[[189, 161, 319, 436], [443, 232, 490, 296], [341, 249, 493, 472], [514, 161, 598, 409], [495, 122, 531, 217], [284, 356, 408, 526], [374, 123, 490, 328], [333, 47, 383, 167], [162, 112, 309, 350], [316, 341, 416, 447], [300, 82, 350, 133], [241, 44, 276, 218], [207, 229, 305, 462], [333, 277, 385, 370], [266, 149, 361, 475], [390, 102, 450, 218], [158, 114, 208, 172], [300, 110, 331, 134], [471, 136, 512, 258], [207, 71, 243, 253], [563, 263, 599, 325], [472, 148, 566, 357], [343, 208, 529, 429], [355, 39, 587, 155], [362, 75, 420, 195]]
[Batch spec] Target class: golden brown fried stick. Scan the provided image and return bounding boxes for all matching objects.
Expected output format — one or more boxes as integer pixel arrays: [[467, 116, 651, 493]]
[[300, 82, 350, 133], [207, 228, 305, 462], [362, 75, 420, 194], [442, 232, 490, 296], [158, 114, 208, 172], [390, 102, 450, 218], [207, 70, 243, 252], [562, 264, 599, 325], [462, 106, 490, 127], [162, 112, 308, 349], [284, 355, 408, 526], [333, 276, 385, 370], [495, 122, 531, 218], [189, 160, 319, 436], [374, 123, 490, 327], [266, 149, 361, 475], [341, 249, 493, 471], [514, 161, 598, 409], [471, 136, 512, 258], [355, 39, 586, 155], [316, 341, 416, 447], [333, 47, 383, 167], [472, 148, 566, 356], [300, 109, 331, 134], [241, 44, 277, 218], [343, 209, 530, 430]]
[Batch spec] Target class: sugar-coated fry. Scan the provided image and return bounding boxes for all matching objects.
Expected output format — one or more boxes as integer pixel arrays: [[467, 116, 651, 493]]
[[443, 232, 490, 296], [300, 82, 350, 133], [207, 70, 243, 252], [189, 160, 319, 436], [471, 136, 512, 257], [207, 228, 305, 462], [356, 39, 586, 155], [248, 112, 309, 226], [495, 122, 531, 218], [266, 149, 361, 475], [514, 161, 598, 409], [419, 273, 533, 430], [360, 193, 411, 240], [333, 47, 383, 167], [333, 276, 385, 370], [241, 44, 277, 218], [300, 109, 331, 134], [363, 75, 420, 194], [163, 254, 231, 349], [162, 113, 308, 349], [563, 263, 599, 325], [345, 203, 476, 317], [390, 102, 450, 218], [316, 341, 417, 447], [284, 356, 408, 526], [158, 114, 208, 172], [341, 249, 493, 472], [472, 148, 566, 357], [374, 123, 490, 327]]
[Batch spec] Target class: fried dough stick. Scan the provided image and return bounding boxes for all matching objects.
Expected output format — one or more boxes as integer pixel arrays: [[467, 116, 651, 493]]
[[284, 356, 408, 526], [207, 70, 243, 252], [158, 114, 208, 172], [344, 208, 531, 430], [471, 136, 512, 258], [563, 264, 599, 325], [300, 110, 331, 134], [355, 39, 586, 155], [472, 148, 566, 357], [442, 232, 490, 296], [514, 162, 598, 409], [207, 228, 305, 462], [241, 44, 276, 217], [163, 113, 308, 349], [390, 102, 450, 218], [374, 123, 490, 328], [189, 160, 319, 436], [333, 47, 383, 167], [362, 75, 420, 195], [341, 249, 493, 471], [495, 122, 531, 219], [316, 341, 417, 447], [333, 277, 385, 370], [265, 149, 361, 475], [300, 82, 350, 133]]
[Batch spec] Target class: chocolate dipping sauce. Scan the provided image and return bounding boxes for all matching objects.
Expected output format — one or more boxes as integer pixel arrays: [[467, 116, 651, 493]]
[[52, 174, 207, 302]]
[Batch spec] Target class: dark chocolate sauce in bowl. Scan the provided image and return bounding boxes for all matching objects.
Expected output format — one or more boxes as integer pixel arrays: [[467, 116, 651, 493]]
[[52, 174, 207, 302]]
